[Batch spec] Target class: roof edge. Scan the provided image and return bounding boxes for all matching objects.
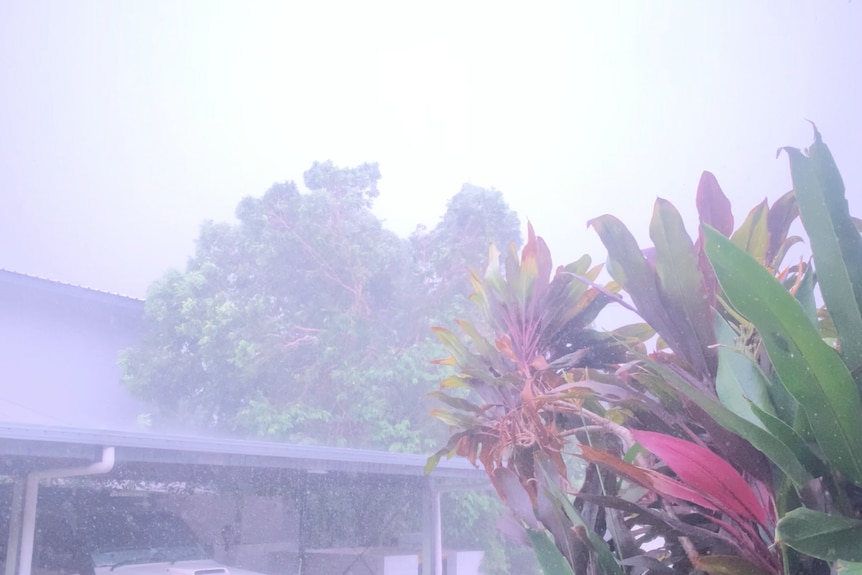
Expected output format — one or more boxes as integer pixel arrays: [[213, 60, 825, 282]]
[[0, 269, 144, 310]]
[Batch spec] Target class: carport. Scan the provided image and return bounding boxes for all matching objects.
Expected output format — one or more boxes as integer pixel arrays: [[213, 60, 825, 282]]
[[0, 423, 487, 575]]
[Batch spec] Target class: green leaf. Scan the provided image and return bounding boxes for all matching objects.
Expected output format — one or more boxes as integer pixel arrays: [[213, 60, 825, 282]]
[[765, 189, 799, 269], [454, 319, 507, 374], [693, 555, 774, 575], [590, 214, 696, 375], [714, 312, 776, 427], [429, 408, 476, 429], [426, 391, 483, 414], [730, 199, 769, 263], [646, 361, 813, 488], [650, 198, 716, 378], [749, 403, 826, 479], [838, 561, 862, 574], [793, 263, 818, 329], [424, 431, 467, 474], [432, 326, 493, 379], [704, 226, 862, 487], [776, 507, 862, 561], [525, 529, 577, 575], [535, 454, 625, 575], [783, 127, 862, 376]]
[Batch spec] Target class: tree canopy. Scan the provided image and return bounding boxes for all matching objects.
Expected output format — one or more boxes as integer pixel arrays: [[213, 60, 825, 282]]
[[120, 161, 521, 451]]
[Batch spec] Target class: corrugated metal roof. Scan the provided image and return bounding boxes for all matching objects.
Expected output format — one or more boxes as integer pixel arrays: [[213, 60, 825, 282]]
[[0, 422, 485, 482], [0, 269, 144, 309], [0, 272, 485, 485]]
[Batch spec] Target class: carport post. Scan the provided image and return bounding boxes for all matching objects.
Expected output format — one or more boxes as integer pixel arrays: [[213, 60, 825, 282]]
[[3, 479, 25, 575], [421, 479, 442, 575]]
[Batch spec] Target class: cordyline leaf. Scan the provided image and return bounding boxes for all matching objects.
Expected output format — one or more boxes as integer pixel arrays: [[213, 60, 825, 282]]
[[476, 225, 565, 366], [692, 555, 774, 575], [564, 253, 594, 278], [651, 197, 717, 378], [643, 361, 813, 488], [454, 319, 507, 374], [696, 171, 734, 236], [424, 430, 469, 474], [535, 482, 582, 571], [562, 283, 613, 329], [749, 402, 826, 479], [783, 126, 862, 376], [513, 224, 541, 331], [631, 430, 769, 528], [589, 215, 686, 368], [543, 262, 609, 339], [493, 467, 540, 529], [525, 529, 577, 575], [439, 375, 468, 388], [695, 171, 732, 306], [574, 491, 743, 553], [731, 199, 769, 264], [496, 512, 530, 546], [765, 190, 799, 269], [771, 236, 804, 273], [714, 312, 776, 427], [426, 391, 483, 414], [535, 453, 625, 575], [578, 445, 721, 514], [776, 507, 862, 561], [429, 408, 476, 429], [704, 226, 862, 487], [611, 322, 655, 343], [792, 262, 818, 329], [432, 326, 477, 369]]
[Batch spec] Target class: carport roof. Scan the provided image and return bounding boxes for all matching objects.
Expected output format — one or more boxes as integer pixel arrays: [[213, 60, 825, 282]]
[[0, 422, 486, 483]]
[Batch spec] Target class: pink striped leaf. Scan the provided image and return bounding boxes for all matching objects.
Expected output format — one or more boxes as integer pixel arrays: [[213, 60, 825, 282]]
[[578, 445, 721, 514], [632, 430, 769, 528]]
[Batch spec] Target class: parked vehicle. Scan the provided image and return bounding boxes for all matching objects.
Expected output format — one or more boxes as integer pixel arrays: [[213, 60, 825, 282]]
[[14, 489, 267, 575]]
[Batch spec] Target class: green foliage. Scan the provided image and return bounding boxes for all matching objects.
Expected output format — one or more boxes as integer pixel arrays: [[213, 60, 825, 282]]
[[705, 226, 862, 486], [429, 128, 862, 573], [121, 163, 521, 451], [776, 508, 862, 562]]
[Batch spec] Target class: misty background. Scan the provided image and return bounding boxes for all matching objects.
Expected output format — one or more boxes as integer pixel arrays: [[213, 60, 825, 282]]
[[1, 1, 860, 299]]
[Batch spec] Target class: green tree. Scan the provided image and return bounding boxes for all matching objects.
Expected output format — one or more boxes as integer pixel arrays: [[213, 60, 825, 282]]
[[410, 184, 522, 328], [120, 163, 521, 453]]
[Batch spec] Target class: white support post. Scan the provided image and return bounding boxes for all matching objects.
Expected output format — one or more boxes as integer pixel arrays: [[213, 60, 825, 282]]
[[421, 480, 442, 575], [4, 479, 26, 575]]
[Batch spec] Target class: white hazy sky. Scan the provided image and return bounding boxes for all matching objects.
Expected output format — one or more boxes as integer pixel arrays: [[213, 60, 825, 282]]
[[1, 1, 860, 298]]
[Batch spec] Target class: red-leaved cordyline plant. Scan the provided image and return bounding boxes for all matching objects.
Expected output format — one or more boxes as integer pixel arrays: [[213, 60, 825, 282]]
[[427, 128, 862, 574]]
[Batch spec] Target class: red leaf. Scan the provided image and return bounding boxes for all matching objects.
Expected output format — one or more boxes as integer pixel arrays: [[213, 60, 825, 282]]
[[578, 445, 721, 514], [694, 172, 733, 305], [632, 430, 769, 528], [696, 171, 734, 236]]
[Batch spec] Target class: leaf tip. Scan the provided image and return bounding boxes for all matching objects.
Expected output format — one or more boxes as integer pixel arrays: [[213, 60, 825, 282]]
[[805, 118, 822, 144]]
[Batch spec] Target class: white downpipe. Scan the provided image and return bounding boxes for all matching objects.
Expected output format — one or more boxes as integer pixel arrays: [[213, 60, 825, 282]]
[[432, 489, 442, 575], [17, 446, 115, 575]]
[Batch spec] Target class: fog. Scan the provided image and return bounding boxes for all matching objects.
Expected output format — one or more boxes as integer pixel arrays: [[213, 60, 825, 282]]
[[1, 1, 860, 297], [3, 3, 862, 574]]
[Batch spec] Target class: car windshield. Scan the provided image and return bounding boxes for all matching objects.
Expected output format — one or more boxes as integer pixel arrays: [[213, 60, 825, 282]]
[[78, 511, 208, 568]]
